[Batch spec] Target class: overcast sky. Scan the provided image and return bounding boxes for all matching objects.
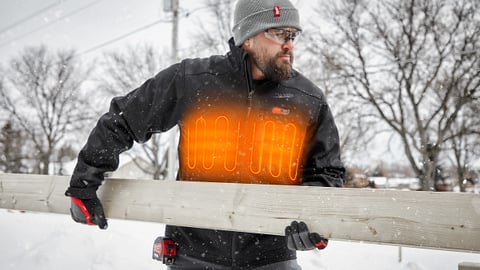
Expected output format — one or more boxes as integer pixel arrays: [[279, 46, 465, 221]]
[[0, 0, 189, 63], [0, 0, 315, 65]]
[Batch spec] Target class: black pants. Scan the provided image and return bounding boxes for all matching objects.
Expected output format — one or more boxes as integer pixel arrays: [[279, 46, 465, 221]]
[[168, 259, 302, 270]]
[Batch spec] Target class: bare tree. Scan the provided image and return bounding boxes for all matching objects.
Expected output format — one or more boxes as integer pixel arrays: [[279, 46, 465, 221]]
[[98, 44, 170, 180], [443, 98, 480, 191], [188, 0, 235, 56], [296, 44, 379, 167], [0, 45, 93, 174], [99, 44, 166, 97], [306, 0, 480, 190], [0, 121, 31, 173]]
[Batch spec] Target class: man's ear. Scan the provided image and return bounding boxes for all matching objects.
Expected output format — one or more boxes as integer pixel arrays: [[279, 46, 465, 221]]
[[241, 39, 251, 52]]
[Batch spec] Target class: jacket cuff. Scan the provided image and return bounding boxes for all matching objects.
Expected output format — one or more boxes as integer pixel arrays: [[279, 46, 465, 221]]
[[65, 187, 98, 199]]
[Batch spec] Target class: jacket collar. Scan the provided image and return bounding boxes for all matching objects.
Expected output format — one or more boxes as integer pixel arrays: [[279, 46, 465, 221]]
[[228, 37, 248, 70]]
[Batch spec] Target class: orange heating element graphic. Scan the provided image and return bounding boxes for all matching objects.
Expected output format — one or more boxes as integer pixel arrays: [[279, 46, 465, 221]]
[[180, 108, 307, 184]]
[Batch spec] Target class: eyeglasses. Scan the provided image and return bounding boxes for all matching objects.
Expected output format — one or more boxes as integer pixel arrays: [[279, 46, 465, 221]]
[[264, 28, 302, 44]]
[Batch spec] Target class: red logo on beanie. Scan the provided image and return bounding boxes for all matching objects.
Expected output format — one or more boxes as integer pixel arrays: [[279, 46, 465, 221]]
[[274, 6, 281, 17]]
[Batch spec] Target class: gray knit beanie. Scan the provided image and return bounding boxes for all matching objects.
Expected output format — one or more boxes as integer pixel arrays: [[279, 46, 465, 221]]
[[232, 0, 302, 46]]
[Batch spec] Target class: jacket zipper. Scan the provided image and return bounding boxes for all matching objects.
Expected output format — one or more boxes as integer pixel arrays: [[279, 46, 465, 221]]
[[247, 90, 254, 116], [229, 56, 254, 270], [244, 58, 254, 116]]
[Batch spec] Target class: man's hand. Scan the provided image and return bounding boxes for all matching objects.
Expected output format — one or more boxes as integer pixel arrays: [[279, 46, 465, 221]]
[[285, 221, 328, 251], [70, 197, 108, 229]]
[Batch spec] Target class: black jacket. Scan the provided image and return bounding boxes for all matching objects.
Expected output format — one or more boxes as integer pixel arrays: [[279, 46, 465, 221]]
[[66, 38, 344, 268]]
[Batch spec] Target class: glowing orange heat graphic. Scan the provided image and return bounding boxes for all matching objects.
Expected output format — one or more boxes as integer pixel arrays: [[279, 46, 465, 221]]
[[180, 105, 308, 185]]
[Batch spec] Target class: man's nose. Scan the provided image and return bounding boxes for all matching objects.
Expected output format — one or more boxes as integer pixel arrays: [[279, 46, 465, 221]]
[[282, 39, 294, 51]]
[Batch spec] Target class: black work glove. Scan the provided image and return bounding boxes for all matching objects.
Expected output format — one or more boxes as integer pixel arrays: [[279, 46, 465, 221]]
[[70, 197, 108, 229], [285, 221, 328, 251]]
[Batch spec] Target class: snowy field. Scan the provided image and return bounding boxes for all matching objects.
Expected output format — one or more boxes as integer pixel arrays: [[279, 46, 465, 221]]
[[1, 209, 479, 270]]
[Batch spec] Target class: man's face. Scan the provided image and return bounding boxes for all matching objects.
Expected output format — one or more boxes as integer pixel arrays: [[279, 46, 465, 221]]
[[243, 27, 299, 82]]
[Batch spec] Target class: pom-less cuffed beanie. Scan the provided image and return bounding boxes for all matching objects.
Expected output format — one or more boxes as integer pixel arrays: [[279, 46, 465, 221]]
[[232, 0, 302, 46]]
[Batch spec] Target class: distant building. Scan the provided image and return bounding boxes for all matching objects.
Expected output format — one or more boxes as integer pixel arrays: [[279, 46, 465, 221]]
[[368, 177, 420, 191]]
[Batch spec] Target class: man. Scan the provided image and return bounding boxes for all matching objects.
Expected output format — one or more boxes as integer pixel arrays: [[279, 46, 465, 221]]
[[65, 0, 345, 269]]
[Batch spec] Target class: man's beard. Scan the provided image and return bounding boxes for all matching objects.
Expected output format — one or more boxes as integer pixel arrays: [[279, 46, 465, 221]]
[[253, 50, 294, 82]]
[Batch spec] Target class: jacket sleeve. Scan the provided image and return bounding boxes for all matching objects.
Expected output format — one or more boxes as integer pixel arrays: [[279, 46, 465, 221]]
[[301, 102, 345, 187], [66, 63, 183, 198]]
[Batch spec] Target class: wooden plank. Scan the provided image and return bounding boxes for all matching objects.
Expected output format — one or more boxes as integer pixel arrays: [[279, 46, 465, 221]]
[[459, 262, 480, 270], [1, 173, 479, 252]]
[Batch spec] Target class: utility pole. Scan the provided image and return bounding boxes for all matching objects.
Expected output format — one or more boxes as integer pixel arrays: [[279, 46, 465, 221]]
[[162, 0, 179, 62], [171, 0, 179, 63], [163, 0, 180, 181]]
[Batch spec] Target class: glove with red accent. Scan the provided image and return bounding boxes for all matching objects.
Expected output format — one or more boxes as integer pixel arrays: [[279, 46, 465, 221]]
[[285, 221, 328, 251], [70, 197, 108, 230], [66, 185, 108, 229]]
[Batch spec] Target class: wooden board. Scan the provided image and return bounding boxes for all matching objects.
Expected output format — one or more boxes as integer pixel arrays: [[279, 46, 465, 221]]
[[1, 173, 479, 252]]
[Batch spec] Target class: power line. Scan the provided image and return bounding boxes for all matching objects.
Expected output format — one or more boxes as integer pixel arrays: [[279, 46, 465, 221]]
[[3, 1, 225, 61], [1, 3, 169, 59], [73, 2, 231, 61], [77, 18, 171, 57], [0, 0, 65, 35], [0, 0, 103, 49]]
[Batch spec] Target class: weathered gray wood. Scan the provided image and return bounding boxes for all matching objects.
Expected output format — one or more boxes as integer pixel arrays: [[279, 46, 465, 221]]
[[1, 173, 479, 252], [459, 262, 480, 270]]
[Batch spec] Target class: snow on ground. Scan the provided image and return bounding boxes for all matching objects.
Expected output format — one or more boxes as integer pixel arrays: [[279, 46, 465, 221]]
[[1, 209, 479, 270]]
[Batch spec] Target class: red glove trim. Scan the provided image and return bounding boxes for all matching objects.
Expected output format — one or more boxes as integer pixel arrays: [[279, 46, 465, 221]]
[[71, 197, 94, 225]]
